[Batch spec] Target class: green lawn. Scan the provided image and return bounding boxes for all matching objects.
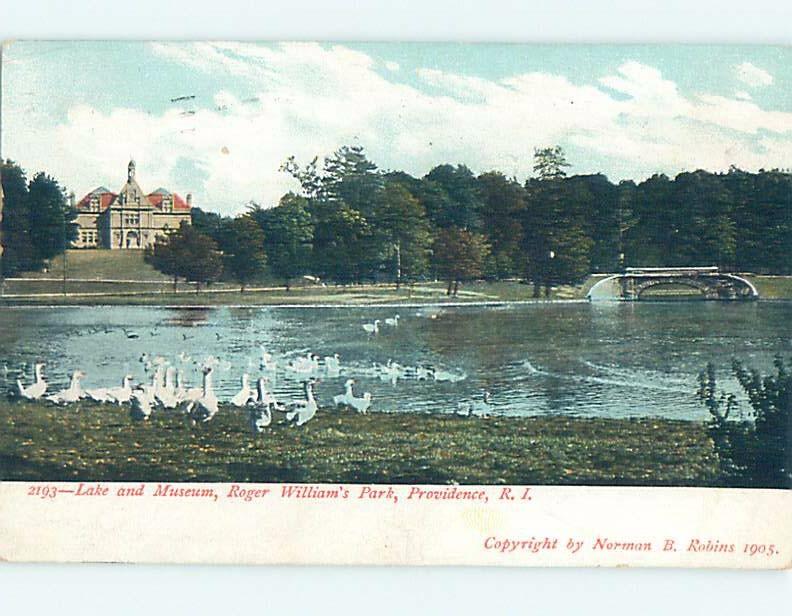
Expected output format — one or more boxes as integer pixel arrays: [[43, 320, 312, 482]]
[[745, 275, 792, 299], [24, 249, 170, 281], [3, 251, 790, 304], [0, 399, 721, 486]]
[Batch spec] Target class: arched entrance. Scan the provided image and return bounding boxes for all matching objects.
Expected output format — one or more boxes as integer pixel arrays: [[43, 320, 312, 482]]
[[125, 231, 140, 248]]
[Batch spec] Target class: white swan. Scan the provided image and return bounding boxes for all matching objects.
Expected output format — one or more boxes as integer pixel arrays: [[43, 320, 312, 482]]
[[230, 373, 254, 407], [362, 319, 381, 334], [384, 314, 400, 327], [249, 378, 273, 433], [17, 363, 47, 400], [333, 379, 355, 407], [186, 366, 219, 423], [286, 380, 318, 426], [46, 370, 86, 405]]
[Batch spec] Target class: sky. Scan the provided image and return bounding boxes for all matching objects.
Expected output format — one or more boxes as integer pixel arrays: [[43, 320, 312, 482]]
[[2, 41, 791, 214]]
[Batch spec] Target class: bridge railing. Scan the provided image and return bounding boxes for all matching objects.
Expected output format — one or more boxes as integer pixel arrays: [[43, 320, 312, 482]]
[[624, 266, 719, 275]]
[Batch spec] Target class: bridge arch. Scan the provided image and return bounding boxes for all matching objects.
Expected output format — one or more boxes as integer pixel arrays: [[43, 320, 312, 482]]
[[587, 269, 758, 301]]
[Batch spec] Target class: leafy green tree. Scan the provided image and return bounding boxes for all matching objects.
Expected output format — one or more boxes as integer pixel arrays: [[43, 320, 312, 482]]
[[322, 145, 383, 215], [144, 232, 181, 291], [476, 172, 526, 278], [533, 145, 571, 180], [311, 201, 372, 284], [546, 224, 595, 287], [191, 207, 228, 242], [282, 145, 385, 282], [145, 223, 223, 291], [423, 164, 483, 231], [522, 177, 562, 297], [0, 160, 36, 275], [27, 172, 77, 263], [432, 227, 491, 296], [249, 193, 314, 290], [224, 215, 267, 292], [371, 181, 432, 286]]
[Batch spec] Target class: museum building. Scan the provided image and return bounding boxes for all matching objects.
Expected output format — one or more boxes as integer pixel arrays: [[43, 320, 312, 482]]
[[72, 160, 192, 249]]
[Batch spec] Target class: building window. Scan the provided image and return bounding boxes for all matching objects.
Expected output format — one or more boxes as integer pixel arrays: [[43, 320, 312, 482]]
[[124, 215, 140, 225]]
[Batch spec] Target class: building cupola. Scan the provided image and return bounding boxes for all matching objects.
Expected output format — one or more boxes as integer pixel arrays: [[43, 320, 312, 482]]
[[127, 159, 136, 182]]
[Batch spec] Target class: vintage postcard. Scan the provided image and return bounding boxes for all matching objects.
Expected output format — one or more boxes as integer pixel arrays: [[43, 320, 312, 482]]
[[0, 42, 789, 567]]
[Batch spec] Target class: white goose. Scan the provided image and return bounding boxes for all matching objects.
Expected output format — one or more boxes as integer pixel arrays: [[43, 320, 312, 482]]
[[323, 353, 341, 374], [379, 360, 403, 383], [349, 389, 372, 414], [286, 380, 318, 426], [106, 375, 134, 404], [415, 365, 433, 381], [47, 370, 86, 405], [259, 350, 277, 372], [186, 366, 219, 423], [433, 368, 467, 383], [85, 382, 112, 403], [249, 378, 273, 433], [130, 387, 154, 420], [457, 392, 493, 417], [362, 319, 381, 335], [230, 373, 254, 407], [254, 377, 284, 410], [155, 366, 179, 409], [288, 353, 319, 376], [17, 363, 47, 400], [333, 379, 355, 407], [173, 369, 188, 402], [384, 314, 400, 327]]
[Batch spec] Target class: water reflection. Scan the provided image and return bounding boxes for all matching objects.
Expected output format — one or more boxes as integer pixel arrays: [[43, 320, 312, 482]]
[[1, 302, 790, 420]]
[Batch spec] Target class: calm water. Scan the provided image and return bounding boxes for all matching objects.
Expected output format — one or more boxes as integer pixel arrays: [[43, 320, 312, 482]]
[[1, 302, 790, 420]]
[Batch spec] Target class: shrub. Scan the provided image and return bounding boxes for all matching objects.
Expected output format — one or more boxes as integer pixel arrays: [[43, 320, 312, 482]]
[[697, 357, 791, 488]]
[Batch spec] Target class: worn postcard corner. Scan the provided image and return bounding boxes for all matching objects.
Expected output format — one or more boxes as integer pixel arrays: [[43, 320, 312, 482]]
[[0, 41, 790, 568]]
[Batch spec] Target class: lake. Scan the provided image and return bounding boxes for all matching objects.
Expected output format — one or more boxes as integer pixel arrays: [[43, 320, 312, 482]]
[[1, 302, 790, 420]]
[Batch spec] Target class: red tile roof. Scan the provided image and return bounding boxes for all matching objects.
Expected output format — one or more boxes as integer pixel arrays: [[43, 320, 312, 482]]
[[76, 187, 191, 212], [76, 188, 116, 211], [147, 192, 191, 211]]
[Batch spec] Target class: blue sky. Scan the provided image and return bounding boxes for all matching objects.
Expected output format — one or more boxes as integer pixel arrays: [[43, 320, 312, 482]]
[[3, 41, 791, 213]]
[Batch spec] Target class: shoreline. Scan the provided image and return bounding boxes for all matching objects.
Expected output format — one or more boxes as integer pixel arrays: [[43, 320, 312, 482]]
[[1, 274, 789, 306], [0, 399, 724, 486]]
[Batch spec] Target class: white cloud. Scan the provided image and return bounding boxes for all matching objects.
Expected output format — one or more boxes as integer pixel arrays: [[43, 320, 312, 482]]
[[6, 44, 792, 215], [734, 61, 774, 88]]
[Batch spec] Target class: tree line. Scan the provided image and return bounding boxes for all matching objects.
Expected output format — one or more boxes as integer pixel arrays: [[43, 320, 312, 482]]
[[177, 145, 792, 295], [2, 148, 791, 294]]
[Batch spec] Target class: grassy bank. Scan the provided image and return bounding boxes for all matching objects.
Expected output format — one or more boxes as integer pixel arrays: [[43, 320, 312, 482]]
[[745, 275, 792, 299], [0, 280, 589, 306], [0, 399, 721, 486]]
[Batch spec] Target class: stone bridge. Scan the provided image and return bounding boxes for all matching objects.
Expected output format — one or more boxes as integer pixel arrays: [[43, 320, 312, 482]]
[[587, 267, 759, 301]]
